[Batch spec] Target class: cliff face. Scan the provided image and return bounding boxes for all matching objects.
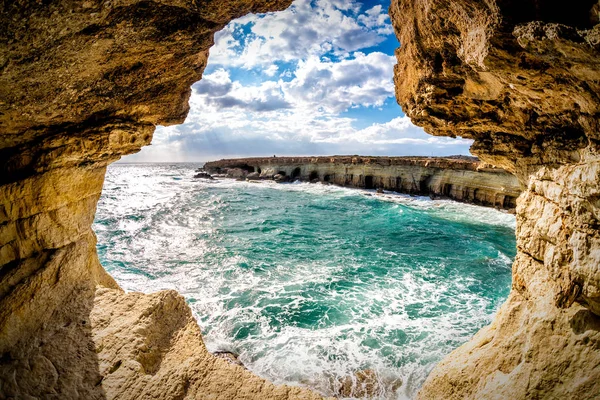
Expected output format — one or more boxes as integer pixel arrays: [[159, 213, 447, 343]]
[[1, 0, 599, 399], [0, 1, 319, 399], [204, 156, 522, 209], [390, 0, 600, 398]]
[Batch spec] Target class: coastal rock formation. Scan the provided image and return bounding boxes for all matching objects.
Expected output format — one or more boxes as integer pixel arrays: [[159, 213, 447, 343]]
[[204, 156, 522, 210], [390, 0, 600, 398], [1, 0, 599, 399], [0, 1, 319, 399]]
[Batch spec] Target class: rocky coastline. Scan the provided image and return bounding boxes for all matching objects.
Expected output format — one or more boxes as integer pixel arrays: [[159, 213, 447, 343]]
[[203, 156, 522, 210], [1, 0, 599, 399]]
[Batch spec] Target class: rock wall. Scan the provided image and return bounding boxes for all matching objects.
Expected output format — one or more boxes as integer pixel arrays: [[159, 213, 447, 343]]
[[390, 0, 600, 398], [204, 156, 522, 210], [0, 1, 320, 399], [1, 0, 599, 399]]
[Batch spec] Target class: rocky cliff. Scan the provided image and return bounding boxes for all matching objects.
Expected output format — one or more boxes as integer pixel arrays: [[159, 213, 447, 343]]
[[1, 0, 599, 399], [204, 156, 522, 210], [0, 1, 320, 399], [390, 0, 600, 398]]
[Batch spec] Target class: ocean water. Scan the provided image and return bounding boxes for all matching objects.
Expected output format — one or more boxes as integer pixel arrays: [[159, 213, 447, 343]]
[[93, 163, 516, 399]]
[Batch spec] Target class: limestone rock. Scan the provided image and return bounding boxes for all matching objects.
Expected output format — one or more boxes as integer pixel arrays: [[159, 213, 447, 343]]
[[91, 288, 321, 399], [213, 351, 246, 368], [205, 156, 522, 209], [1, 0, 600, 399], [273, 174, 288, 182], [390, 0, 600, 398], [193, 171, 214, 180], [246, 172, 261, 181], [334, 369, 402, 398], [0, 1, 327, 399]]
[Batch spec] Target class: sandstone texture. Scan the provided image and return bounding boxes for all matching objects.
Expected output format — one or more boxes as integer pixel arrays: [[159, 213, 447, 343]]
[[1, 0, 599, 399], [204, 156, 522, 210], [390, 0, 600, 398], [0, 1, 321, 399]]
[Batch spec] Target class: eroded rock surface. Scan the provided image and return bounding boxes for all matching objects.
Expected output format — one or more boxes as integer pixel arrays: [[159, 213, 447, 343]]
[[0, 1, 321, 399], [1, 0, 599, 399], [91, 288, 320, 399], [390, 0, 600, 398], [204, 156, 522, 209]]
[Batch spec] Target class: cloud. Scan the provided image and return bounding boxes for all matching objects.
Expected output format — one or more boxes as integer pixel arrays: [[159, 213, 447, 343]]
[[208, 95, 292, 112], [264, 64, 279, 76], [126, 113, 473, 163], [358, 5, 394, 35], [208, 0, 393, 69], [282, 52, 395, 113], [193, 80, 232, 96], [193, 52, 395, 116], [121, 0, 473, 163], [191, 69, 292, 112]]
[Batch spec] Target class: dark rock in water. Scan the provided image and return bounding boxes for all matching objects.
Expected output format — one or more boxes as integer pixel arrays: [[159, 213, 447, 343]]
[[376, 188, 384, 194], [225, 168, 248, 179], [213, 351, 245, 368], [193, 171, 214, 180], [246, 172, 261, 180], [273, 174, 289, 182]]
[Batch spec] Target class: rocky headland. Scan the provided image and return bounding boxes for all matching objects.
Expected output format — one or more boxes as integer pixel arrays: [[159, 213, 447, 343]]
[[204, 156, 522, 210], [392, 0, 600, 398], [1, 0, 599, 399]]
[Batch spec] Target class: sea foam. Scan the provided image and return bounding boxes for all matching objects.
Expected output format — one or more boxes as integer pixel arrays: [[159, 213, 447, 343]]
[[95, 163, 516, 399]]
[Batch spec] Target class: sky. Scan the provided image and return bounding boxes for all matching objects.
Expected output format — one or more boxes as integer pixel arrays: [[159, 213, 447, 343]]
[[125, 0, 473, 162]]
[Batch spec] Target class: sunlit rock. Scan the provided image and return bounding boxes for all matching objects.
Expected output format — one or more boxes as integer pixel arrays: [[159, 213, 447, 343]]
[[391, 0, 600, 398]]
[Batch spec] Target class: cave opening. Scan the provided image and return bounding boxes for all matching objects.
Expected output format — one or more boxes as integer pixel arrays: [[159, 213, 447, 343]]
[[6, 0, 600, 397], [86, 1, 524, 399], [291, 167, 302, 180], [443, 183, 452, 196], [419, 176, 431, 194], [238, 164, 255, 173]]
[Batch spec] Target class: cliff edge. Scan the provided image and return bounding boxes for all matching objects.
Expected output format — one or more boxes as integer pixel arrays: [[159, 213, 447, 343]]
[[0, 1, 320, 399], [390, 0, 600, 398], [204, 156, 522, 210]]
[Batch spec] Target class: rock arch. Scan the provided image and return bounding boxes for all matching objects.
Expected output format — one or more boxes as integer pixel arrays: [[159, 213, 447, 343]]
[[392, 0, 600, 397], [0, 0, 599, 399]]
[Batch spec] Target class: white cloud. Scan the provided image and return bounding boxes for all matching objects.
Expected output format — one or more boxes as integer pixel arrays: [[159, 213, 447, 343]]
[[188, 51, 395, 117], [283, 52, 395, 113], [121, 0, 473, 162], [358, 5, 394, 35], [313, 116, 473, 146], [264, 64, 279, 76], [208, 0, 393, 69]]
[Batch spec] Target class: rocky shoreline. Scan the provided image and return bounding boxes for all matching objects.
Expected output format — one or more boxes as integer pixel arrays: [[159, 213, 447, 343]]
[[203, 156, 523, 211], [2, 0, 599, 399]]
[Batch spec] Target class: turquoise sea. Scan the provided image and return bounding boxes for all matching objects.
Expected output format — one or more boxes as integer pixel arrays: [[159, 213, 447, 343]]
[[94, 163, 516, 399]]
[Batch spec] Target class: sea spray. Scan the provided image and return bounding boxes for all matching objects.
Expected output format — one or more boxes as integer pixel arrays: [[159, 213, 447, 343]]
[[94, 163, 516, 399]]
